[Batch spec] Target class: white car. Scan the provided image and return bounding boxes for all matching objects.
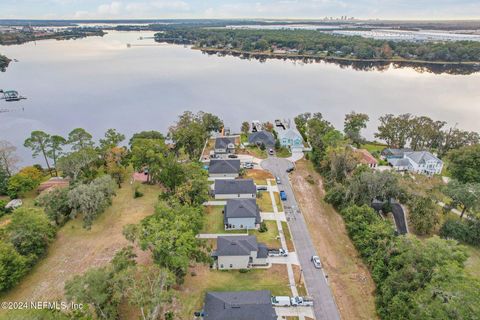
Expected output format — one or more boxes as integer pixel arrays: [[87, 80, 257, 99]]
[[275, 176, 281, 184], [268, 148, 274, 155], [311, 255, 321, 269]]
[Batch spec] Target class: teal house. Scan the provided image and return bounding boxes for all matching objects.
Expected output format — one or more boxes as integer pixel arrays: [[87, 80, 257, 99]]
[[278, 129, 303, 149]]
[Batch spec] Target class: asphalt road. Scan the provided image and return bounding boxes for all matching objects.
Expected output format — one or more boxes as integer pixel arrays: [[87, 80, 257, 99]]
[[261, 157, 341, 320]]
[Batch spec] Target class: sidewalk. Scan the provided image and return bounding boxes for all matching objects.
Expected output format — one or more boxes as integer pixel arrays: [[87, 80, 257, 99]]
[[203, 200, 227, 206], [260, 212, 287, 221], [197, 233, 247, 239]]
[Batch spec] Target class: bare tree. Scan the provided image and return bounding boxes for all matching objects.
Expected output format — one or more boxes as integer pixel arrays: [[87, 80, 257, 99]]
[[0, 140, 20, 176]]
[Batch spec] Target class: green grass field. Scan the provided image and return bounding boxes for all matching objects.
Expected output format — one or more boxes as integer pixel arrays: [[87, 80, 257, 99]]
[[202, 205, 244, 234], [257, 191, 274, 212], [251, 220, 280, 248]]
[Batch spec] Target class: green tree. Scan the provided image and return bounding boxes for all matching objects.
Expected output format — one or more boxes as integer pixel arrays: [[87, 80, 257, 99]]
[[57, 148, 99, 182], [24, 130, 53, 175], [346, 170, 403, 206], [0, 166, 8, 195], [200, 111, 224, 133], [47, 135, 67, 176], [375, 113, 412, 148], [68, 128, 94, 151], [36, 187, 71, 226], [0, 240, 28, 292], [447, 144, 480, 184], [130, 138, 168, 183], [241, 121, 250, 135], [6, 166, 43, 198], [129, 131, 165, 146], [6, 207, 56, 259], [344, 112, 369, 147], [99, 129, 125, 151], [444, 179, 480, 219], [0, 140, 20, 176], [407, 195, 439, 235]]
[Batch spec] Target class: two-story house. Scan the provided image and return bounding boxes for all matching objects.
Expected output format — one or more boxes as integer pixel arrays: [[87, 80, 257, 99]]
[[214, 179, 257, 199], [208, 159, 240, 179], [278, 129, 303, 149], [224, 199, 261, 230], [214, 137, 235, 154], [211, 235, 268, 270]]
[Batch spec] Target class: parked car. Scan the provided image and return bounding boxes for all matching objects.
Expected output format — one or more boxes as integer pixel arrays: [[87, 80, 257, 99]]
[[256, 185, 268, 191], [275, 176, 281, 184], [268, 248, 288, 257], [291, 296, 314, 307], [268, 148, 274, 155], [311, 255, 321, 269], [228, 154, 238, 158], [280, 191, 287, 201], [286, 167, 294, 173], [271, 296, 291, 307], [210, 154, 219, 159]]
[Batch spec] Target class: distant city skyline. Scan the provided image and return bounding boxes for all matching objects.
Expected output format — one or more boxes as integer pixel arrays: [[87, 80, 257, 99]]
[[1, 0, 480, 20]]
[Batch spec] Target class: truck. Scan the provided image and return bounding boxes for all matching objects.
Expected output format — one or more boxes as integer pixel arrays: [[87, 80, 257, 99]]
[[280, 190, 287, 201], [290, 296, 314, 307], [268, 248, 289, 257], [271, 296, 291, 307]]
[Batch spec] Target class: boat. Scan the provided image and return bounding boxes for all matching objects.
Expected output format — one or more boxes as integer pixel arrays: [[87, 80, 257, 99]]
[[0, 90, 27, 102]]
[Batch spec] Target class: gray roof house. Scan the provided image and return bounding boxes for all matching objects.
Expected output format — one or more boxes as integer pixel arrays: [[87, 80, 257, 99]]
[[203, 290, 277, 320], [224, 199, 261, 230], [248, 131, 275, 147], [211, 235, 269, 270], [215, 137, 236, 154], [209, 159, 241, 178], [214, 179, 257, 199], [381, 148, 413, 159], [389, 151, 443, 175], [278, 129, 303, 149]]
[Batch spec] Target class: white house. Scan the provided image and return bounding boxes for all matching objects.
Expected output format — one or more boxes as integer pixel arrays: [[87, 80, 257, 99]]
[[214, 179, 257, 199], [278, 129, 303, 149], [208, 159, 240, 179], [389, 151, 443, 175], [211, 236, 268, 270]]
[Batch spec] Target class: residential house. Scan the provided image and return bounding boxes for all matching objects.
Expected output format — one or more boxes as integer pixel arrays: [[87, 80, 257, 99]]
[[38, 177, 70, 192], [248, 131, 275, 148], [224, 199, 261, 230], [214, 179, 257, 199], [215, 137, 235, 154], [278, 129, 303, 149], [389, 151, 443, 175], [381, 148, 413, 160], [208, 159, 240, 179], [356, 149, 378, 168], [211, 235, 269, 270], [251, 120, 262, 133], [202, 290, 277, 320]]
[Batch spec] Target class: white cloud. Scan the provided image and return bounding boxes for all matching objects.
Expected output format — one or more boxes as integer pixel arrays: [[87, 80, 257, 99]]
[[97, 1, 123, 15], [150, 0, 190, 10]]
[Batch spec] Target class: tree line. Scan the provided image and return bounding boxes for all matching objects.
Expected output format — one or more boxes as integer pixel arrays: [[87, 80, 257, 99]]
[[0, 53, 9, 71], [154, 27, 480, 63]]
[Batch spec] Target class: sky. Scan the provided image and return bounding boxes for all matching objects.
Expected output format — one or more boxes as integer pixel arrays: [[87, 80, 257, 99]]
[[1, 0, 480, 20]]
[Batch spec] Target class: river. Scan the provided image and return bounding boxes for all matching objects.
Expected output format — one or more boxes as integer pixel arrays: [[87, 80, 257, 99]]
[[1, 31, 479, 163]]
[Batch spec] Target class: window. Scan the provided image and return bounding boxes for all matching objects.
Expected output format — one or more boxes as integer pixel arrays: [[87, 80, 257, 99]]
[[229, 264, 233, 268], [220, 264, 224, 268]]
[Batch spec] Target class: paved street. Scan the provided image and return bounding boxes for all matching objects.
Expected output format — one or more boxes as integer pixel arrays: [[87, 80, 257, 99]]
[[262, 157, 341, 320]]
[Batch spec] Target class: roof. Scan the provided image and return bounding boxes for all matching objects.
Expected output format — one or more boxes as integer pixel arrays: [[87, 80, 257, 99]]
[[203, 290, 276, 320], [248, 131, 275, 146], [38, 177, 70, 192], [214, 235, 259, 256], [209, 160, 241, 174], [224, 199, 260, 224], [405, 151, 442, 165], [357, 149, 378, 165], [215, 137, 235, 149], [215, 179, 256, 195], [381, 148, 413, 157], [388, 158, 411, 167], [278, 129, 303, 141]]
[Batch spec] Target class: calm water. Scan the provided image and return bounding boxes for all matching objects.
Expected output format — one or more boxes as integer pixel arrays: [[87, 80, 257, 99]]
[[1, 31, 480, 163]]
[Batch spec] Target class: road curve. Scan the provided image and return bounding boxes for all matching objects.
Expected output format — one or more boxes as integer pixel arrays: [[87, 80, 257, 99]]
[[261, 157, 341, 320]]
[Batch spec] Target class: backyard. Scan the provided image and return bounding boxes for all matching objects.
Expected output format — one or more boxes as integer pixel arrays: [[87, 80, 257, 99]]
[[202, 205, 244, 234], [257, 191, 274, 212], [250, 220, 281, 248]]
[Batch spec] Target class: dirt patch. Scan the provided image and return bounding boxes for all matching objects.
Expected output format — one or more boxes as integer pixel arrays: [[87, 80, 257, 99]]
[[244, 169, 274, 185], [290, 160, 378, 320], [0, 183, 160, 304]]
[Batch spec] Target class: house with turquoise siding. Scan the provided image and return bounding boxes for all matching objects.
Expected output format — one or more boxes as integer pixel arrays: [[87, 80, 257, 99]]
[[278, 129, 303, 149]]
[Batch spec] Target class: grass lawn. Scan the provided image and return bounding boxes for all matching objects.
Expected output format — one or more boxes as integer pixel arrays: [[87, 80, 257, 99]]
[[251, 220, 280, 248], [257, 191, 274, 212], [0, 182, 160, 305], [361, 142, 387, 155], [274, 192, 283, 211], [238, 145, 268, 159], [293, 265, 307, 296], [201, 138, 216, 159], [276, 147, 292, 158], [464, 245, 480, 280], [244, 169, 274, 185], [282, 221, 295, 252], [177, 264, 291, 319]]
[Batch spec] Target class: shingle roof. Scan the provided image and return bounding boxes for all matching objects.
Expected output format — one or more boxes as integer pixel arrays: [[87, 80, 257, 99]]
[[381, 148, 413, 157], [278, 129, 302, 141], [357, 149, 378, 165], [405, 151, 441, 165], [224, 199, 261, 224], [203, 290, 276, 320], [215, 179, 256, 195], [214, 235, 259, 256], [248, 131, 275, 146], [209, 160, 241, 174], [388, 158, 411, 167], [215, 137, 235, 149]]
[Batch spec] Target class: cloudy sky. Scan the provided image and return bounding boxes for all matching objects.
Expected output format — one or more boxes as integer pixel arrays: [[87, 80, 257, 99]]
[[1, 0, 480, 20]]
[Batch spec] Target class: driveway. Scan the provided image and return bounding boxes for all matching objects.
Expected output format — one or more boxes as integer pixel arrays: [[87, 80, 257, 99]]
[[262, 157, 341, 320], [275, 306, 315, 318], [268, 252, 300, 265]]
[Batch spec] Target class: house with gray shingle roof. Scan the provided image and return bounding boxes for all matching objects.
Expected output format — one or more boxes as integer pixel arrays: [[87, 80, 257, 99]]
[[209, 159, 240, 179], [215, 137, 235, 154], [214, 179, 256, 199], [248, 131, 275, 147], [388, 150, 443, 175], [224, 199, 261, 230], [203, 290, 277, 320], [211, 235, 269, 270], [278, 129, 303, 149]]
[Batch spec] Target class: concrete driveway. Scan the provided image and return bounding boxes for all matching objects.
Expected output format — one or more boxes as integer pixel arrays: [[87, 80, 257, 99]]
[[262, 157, 341, 320], [268, 252, 300, 265], [275, 306, 315, 318]]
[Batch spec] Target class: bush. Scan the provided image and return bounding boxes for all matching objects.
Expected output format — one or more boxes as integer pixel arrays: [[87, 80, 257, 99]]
[[134, 186, 144, 198], [36, 187, 71, 226], [258, 221, 268, 233], [0, 240, 29, 292], [440, 218, 480, 247], [239, 268, 250, 273]]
